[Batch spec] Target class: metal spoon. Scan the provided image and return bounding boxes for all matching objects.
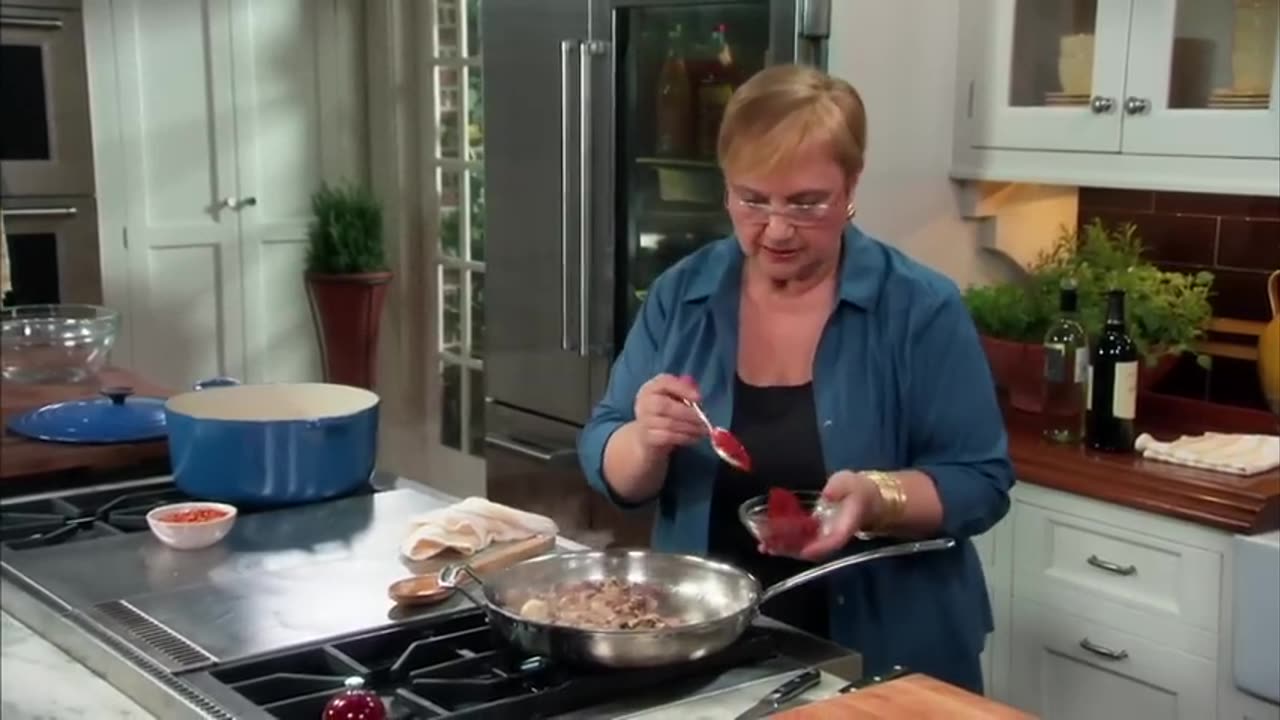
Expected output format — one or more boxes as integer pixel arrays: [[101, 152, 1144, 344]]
[[683, 399, 752, 472]]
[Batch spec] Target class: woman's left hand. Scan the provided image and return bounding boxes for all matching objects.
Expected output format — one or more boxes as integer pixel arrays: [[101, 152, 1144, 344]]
[[796, 470, 884, 561]]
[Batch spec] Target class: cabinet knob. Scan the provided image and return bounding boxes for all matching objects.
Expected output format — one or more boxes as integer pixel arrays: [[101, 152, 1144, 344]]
[[237, 196, 257, 208], [1089, 96, 1114, 114], [1124, 96, 1150, 115]]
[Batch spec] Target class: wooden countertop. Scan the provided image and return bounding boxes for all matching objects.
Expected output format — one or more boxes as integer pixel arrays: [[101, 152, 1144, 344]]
[[1, 367, 174, 485], [1007, 394, 1280, 535], [776, 674, 1034, 719]]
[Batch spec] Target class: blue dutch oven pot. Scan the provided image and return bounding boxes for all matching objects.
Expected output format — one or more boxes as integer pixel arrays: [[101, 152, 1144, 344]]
[[164, 378, 379, 506]]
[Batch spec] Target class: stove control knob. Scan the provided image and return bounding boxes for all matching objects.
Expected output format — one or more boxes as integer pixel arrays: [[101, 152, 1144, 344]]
[[323, 676, 386, 720]]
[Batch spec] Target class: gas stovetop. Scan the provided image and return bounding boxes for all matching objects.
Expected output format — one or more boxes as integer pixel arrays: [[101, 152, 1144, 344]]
[[1, 478, 861, 719], [0, 476, 379, 551], [183, 609, 793, 720]]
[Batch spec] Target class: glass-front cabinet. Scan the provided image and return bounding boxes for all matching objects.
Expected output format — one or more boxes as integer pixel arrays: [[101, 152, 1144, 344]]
[[973, 0, 1279, 158]]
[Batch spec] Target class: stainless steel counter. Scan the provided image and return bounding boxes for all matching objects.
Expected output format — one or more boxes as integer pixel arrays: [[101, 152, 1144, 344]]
[[3, 484, 477, 671]]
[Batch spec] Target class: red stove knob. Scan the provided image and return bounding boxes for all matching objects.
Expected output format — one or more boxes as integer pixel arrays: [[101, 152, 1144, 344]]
[[322, 676, 386, 720]]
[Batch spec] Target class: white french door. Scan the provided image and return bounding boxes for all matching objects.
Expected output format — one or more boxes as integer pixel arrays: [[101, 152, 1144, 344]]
[[424, 0, 487, 488]]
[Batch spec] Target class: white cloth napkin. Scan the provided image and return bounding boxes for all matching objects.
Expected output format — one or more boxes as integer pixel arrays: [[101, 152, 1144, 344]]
[[400, 496, 559, 561], [1134, 432, 1280, 476]]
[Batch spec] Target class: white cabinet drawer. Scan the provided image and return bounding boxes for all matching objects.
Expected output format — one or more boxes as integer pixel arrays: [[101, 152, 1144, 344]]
[[1012, 500, 1221, 656], [1008, 599, 1217, 720]]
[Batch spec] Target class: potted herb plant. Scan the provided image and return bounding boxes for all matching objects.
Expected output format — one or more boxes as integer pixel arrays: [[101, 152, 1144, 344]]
[[964, 219, 1214, 413], [305, 183, 391, 390]]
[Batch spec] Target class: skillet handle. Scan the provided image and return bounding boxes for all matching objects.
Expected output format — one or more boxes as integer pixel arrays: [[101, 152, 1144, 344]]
[[438, 564, 488, 606], [758, 538, 956, 606]]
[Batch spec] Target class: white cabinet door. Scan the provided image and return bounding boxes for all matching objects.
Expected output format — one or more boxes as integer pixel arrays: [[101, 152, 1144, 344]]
[[113, 0, 245, 390], [971, 0, 1132, 151], [1122, 0, 1280, 158], [1008, 600, 1217, 720], [228, 0, 352, 384]]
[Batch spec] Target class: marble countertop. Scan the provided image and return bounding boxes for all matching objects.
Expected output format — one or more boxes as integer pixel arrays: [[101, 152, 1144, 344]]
[[2, 610, 155, 719]]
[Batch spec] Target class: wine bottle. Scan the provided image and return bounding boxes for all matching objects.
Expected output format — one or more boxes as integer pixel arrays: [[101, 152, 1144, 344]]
[[1042, 279, 1088, 444], [1087, 289, 1138, 452]]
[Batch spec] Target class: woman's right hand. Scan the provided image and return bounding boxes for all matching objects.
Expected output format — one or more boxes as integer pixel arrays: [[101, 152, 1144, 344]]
[[632, 373, 707, 454]]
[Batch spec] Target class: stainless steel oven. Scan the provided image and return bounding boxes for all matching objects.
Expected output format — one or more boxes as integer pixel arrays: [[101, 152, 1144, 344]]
[[482, 0, 830, 547], [1, 0, 94, 198], [1, 197, 100, 306]]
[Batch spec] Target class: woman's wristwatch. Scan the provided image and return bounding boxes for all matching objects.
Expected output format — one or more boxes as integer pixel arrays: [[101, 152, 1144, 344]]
[[862, 470, 907, 534]]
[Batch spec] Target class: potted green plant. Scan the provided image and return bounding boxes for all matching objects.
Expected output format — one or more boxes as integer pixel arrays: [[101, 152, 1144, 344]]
[[964, 219, 1214, 413], [304, 183, 391, 390]]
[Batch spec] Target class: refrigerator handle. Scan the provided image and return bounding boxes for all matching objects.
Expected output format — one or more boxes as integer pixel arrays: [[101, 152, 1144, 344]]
[[799, 0, 831, 38], [559, 39, 577, 352], [579, 42, 608, 358]]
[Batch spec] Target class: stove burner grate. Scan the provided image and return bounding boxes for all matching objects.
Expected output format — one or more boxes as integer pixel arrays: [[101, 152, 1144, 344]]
[[209, 610, 779, 719]]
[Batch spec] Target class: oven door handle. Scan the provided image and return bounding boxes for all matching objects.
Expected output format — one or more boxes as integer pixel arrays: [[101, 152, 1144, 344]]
[[1, 15, 64, 30], [484, 434, 577, 466], [1, 206, 78, 219]]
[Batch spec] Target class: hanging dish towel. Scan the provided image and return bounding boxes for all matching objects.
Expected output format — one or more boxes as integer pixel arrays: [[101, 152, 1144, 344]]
[[1135, 432, 1280, 476]]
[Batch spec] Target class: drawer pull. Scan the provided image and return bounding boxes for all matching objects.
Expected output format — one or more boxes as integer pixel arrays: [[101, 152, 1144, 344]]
[[1087, 554, 1136, 576], [1079, 637, 1129, 661]]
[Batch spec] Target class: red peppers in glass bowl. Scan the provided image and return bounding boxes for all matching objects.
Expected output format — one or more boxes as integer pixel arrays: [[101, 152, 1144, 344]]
[[323, 676, 386, 720]]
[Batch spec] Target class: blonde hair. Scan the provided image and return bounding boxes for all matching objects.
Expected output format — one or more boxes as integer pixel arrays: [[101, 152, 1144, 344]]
[[717, 64, 868, 180]]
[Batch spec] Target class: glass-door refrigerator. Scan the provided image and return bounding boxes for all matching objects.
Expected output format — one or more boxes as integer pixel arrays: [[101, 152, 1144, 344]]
[[484, 0, 831, 548]]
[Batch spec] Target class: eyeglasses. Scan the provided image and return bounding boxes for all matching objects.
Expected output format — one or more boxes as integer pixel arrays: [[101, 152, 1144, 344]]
[[730, 196, 854, 227]]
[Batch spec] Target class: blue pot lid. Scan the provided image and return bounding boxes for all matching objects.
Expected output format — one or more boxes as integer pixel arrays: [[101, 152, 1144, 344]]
[[7, 387, 169, 444]]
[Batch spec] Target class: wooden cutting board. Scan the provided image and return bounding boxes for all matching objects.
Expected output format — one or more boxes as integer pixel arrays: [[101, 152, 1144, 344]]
[[400, 533, 557, 577], [775, 674, 1037, 719]]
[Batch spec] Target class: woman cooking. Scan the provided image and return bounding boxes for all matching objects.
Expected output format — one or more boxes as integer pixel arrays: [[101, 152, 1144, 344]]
[[577, 64, 1013, 692]]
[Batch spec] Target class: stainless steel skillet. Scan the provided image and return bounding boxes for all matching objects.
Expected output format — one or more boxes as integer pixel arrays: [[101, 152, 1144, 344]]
[[438, 537, 955, 668]]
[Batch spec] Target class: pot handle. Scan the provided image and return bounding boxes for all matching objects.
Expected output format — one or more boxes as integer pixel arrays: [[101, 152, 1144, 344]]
[[758, 537, 956, 606], [439, 563, 489, 607], [193, 377, 241, 391]]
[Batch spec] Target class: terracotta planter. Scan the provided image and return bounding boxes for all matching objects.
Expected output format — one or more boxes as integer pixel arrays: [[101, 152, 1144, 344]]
[[979, 335, 1179, 414], [306, 271, 392, 390]]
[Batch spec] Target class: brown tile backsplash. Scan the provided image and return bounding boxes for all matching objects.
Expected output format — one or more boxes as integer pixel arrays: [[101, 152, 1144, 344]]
[[1078, 188, 1279, 411]]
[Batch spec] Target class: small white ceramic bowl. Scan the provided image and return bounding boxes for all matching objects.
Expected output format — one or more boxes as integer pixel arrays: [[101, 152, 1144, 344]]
[[146, 501, 237, 550]]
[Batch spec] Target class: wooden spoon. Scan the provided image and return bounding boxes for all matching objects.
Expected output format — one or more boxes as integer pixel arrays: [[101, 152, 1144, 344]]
[[387, 534, 555, 607]]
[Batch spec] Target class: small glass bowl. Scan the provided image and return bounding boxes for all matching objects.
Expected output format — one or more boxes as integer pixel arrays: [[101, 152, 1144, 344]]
[[738, 491, 838, 550], [1, 304, 120, 383]]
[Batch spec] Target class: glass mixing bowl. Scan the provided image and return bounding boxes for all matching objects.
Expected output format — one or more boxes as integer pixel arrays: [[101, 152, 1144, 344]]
[[1, 304, 121, 383]]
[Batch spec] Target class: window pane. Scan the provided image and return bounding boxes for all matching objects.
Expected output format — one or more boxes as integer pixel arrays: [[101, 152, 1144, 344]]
[[466, 0, 482, 58], [440, 266, 462, 353], [1008, 0, 1099, 107], [467, 270, 485, 358], [467, 366, 485, 456], [440, 362, 462, 451], [466, 65, 484, 161], [438, 168, 463, 257], [467, 169, 485, 263], [436, 67, 462, 159], [1168, 0, 1276, 109], [435, 0, 461, 58]]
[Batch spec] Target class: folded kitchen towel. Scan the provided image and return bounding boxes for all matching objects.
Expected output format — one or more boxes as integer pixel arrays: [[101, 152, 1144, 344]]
[[401, 497, 559, 561], [1134, 432, 1280, 476]]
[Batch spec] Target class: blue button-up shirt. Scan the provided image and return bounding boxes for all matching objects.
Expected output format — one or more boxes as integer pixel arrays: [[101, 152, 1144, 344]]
[[578, 225, 1014, 690]]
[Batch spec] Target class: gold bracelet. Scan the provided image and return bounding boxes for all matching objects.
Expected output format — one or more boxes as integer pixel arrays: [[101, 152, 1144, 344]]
[[864, 470, 907, 533]]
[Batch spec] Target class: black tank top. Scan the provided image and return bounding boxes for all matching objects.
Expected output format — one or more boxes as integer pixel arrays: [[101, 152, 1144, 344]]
[[707, 376, 831, 639]]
